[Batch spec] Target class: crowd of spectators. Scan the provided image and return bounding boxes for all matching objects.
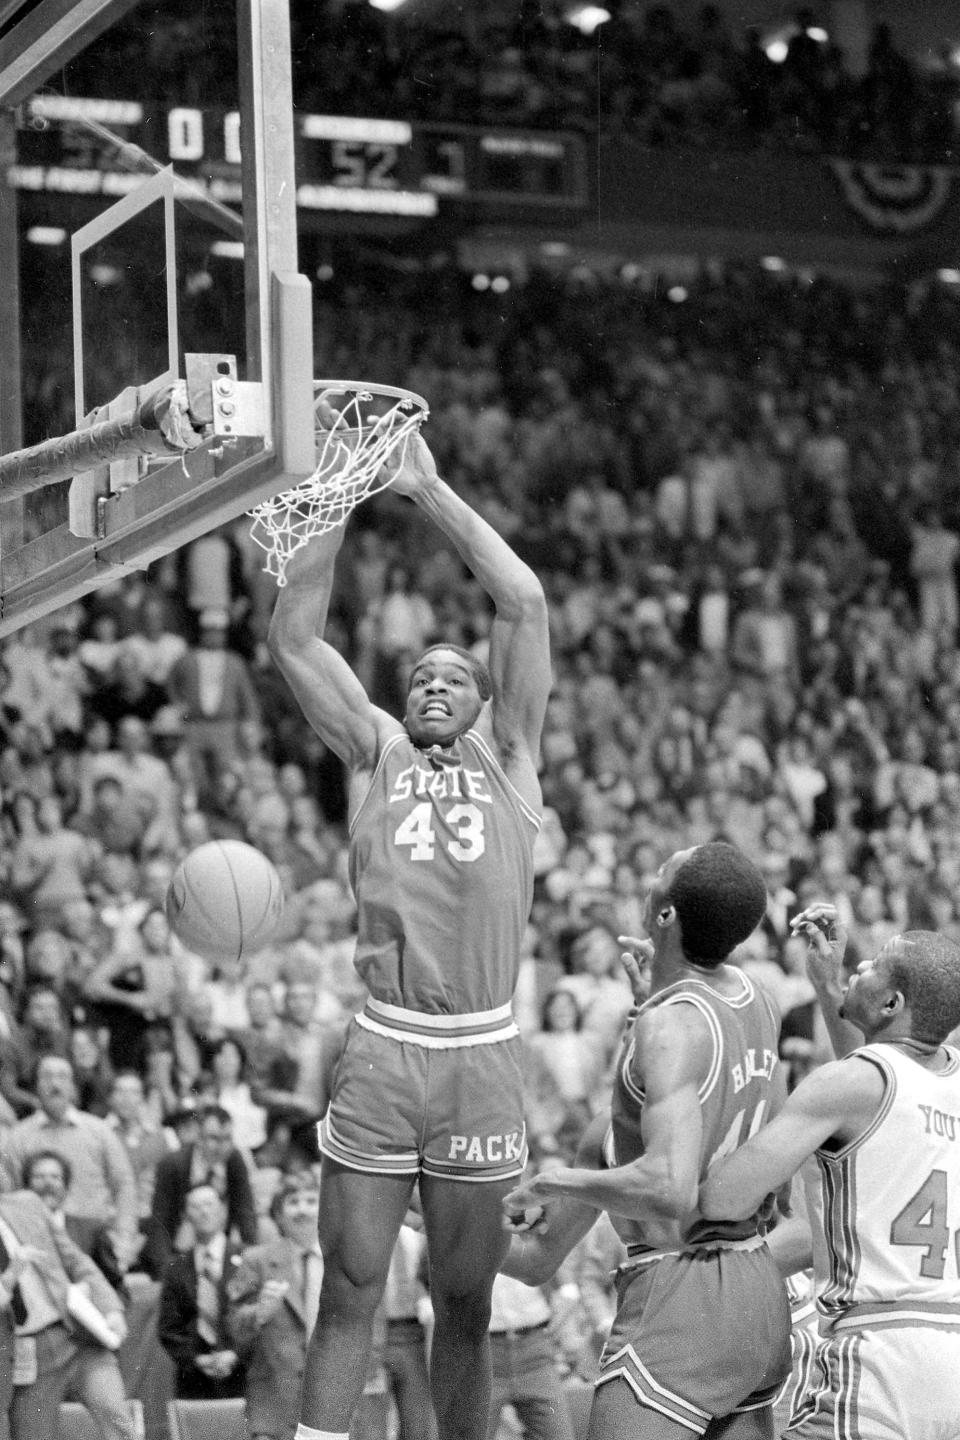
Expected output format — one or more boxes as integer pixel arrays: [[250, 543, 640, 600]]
[[7, 246, 960, 1428], [58, 0, 960, 163]]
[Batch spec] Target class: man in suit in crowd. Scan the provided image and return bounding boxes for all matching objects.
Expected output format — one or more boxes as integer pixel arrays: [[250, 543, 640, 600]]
[[0, 1184, 132, 1440], [158, 1183, 245, 1400], [0, 1055, 140, 1275], [23, 1149, 125, 1292], [228, 1172, 387, 1440], [167, 608, 262, 803], [147, 1105, 258, 1274]]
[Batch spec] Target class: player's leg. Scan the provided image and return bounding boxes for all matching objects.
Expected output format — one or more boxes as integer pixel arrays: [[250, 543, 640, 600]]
[[586, 1376, 700, 1440], [704, 1409, 774, 1439], [301, 1159, 416, 1432], [420, 1174, 513, 1440]]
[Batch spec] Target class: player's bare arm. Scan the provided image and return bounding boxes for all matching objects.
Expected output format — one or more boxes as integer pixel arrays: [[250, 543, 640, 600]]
[[789, 901, 863, 1059], [500, 1116, 608, 1287], [505, 1005, 709, 1228], [699, 1056, 887, 1222], [267, 524, 395, 773], [390, 435, 551, 775], [764, 1181, 814, 1280]]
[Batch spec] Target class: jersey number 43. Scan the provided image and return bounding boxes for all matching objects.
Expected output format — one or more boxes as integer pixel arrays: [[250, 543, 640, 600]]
[[394, 801, 486, 862]]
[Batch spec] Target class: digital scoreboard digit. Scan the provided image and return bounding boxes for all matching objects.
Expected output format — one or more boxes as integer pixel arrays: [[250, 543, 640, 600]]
[[10, 99, 590, 218]]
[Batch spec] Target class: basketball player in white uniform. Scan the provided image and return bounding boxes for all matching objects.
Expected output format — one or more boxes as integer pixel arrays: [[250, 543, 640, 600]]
[[701, 906, 960, 1440]]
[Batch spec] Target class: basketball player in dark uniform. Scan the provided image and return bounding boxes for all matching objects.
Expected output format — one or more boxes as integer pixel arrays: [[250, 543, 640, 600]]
[[503, 843, 791, 1439], [268, 432, 551, 1440]]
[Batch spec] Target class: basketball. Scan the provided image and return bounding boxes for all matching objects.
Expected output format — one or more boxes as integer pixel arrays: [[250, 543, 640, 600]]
[[165, 840, 284, 963]]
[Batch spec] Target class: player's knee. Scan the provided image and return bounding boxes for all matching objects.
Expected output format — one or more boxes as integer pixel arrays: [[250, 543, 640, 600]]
[[318, 1252, 388, 1317], [429, 1283, 492, 1339]]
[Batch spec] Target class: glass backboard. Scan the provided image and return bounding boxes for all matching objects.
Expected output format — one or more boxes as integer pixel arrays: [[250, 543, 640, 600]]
[[0, 0, 315, 634]]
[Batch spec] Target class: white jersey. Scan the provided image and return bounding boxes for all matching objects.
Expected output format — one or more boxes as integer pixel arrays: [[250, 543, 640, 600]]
[[815, 1042, 960, 1333]]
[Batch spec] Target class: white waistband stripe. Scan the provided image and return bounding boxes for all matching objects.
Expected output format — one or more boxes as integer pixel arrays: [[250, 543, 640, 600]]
[[358, 1010, 518, 1049], [365, 998, 513, 1030]]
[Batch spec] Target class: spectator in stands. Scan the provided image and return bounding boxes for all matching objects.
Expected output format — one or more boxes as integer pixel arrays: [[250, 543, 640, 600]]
[[555, 925, 632, 1063], [158, 1182, 245, 1399], [167, 608, 262, 804], [67, 1023, 116, 1117], [273, 979, 345, 1127], [0, 1181, 132, 1440], [9, 795, 98, 928], [88, 642, 169, 729], [198, 1036, 268, 1156], [487, 1270, 575, 1440], [78, 775, 151, 860], [104, 1069, 175, 1250], [0, 1054, 140, 1275], [147, 1104, 258, 1275], [525, 989, 604, 1163], [84, 907, 178, 1071], [23, 1147, 125, 1291], [125, 595, 188, 686]]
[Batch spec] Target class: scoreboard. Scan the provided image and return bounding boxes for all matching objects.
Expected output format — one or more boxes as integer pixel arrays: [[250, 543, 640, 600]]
[[9, 95, 590, 224]]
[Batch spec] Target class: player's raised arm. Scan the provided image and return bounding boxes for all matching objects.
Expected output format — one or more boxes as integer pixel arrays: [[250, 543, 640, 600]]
[[390, 435, 551, 762], [699, 1057, 884, 1221], [267, 525, 387, 771], [789, 902, 863, 1059]]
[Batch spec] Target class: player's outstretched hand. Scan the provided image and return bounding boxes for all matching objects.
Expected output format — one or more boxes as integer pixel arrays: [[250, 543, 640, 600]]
[[619, 934, 654, 1008], [789, 902, 847, 991], [384, 432, 440, 499]]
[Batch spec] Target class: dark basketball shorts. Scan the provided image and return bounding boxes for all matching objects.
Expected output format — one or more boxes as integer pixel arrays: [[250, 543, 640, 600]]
[[593, 1239, 791, 1436], [317, 1000, 528, 1182]]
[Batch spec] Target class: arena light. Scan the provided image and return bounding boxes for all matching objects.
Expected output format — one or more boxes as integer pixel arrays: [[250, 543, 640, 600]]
[[764, 20, 829, 63], [937, 268, 960, 284], [368, 0, 408, 11], [761, 255, 787, 271], [472, 273, 491, 291], [26, 224, 66, 244], [667, 285, 688, 302], [567, 4, 611, 35], [490, 275, 511, 294]]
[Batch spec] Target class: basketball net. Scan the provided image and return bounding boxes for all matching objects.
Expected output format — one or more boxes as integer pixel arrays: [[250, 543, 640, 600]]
[[247, 382, 429, 587]]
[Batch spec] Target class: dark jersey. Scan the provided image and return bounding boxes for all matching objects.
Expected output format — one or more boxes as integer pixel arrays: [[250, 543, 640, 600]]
[[609, 969, 781, 1249]]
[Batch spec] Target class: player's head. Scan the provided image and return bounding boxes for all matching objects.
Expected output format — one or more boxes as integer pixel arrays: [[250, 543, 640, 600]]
[[842, 930, 960, 1045], [404, 645, 492, 747], [648, 842, 767, 967]]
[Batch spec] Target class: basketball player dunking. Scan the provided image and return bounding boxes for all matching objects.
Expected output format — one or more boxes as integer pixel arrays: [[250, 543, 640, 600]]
[[268, 433, 551, 1440]]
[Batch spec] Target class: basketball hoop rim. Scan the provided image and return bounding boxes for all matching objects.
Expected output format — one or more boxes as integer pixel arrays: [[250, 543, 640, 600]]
[[313, 379, 429, 411]]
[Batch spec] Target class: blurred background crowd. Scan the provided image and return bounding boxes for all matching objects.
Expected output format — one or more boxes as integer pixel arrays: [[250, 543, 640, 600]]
[[5, 0, 960, 1436], [68, 0, 960, 161]]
